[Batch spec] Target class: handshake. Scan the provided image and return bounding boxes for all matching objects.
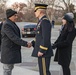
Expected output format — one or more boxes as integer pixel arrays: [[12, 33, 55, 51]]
[[27, 42, 32, 48]]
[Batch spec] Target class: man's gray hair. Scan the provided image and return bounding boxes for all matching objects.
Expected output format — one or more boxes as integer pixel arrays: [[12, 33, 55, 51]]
[[38, 9, 46, 13]]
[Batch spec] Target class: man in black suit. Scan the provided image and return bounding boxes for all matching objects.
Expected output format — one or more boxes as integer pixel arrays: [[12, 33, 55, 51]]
[[1, 9, 31, 75], [31, 3, 53, 75]]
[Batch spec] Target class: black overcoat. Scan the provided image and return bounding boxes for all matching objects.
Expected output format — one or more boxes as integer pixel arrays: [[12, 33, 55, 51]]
[[53, 26, 76, 66], [0, 22, 2, 45], [1, 19, 27, 64], [32, 15, 53, 57]]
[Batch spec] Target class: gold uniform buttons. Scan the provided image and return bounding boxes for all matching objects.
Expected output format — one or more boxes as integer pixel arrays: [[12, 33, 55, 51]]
[[37, 31, 39, 34]]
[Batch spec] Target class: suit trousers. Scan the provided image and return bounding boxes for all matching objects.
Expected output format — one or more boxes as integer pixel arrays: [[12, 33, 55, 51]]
[[3, 64, 14, 75], [38, 57, 51, 75]]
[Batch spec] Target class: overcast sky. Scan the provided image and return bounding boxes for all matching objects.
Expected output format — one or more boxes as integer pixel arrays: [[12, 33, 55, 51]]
[[6, 0, 28, 6], [6, 0, 76, 8]]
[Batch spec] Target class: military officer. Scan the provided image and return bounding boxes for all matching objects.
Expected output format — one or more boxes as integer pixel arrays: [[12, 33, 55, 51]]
[[31, 3, 53, 75]]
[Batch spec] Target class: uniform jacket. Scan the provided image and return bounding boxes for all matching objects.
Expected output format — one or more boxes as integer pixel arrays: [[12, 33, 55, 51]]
[[32, 15, 53, 57], [1, 19, 27, 64], [53, 26, 76, 66]]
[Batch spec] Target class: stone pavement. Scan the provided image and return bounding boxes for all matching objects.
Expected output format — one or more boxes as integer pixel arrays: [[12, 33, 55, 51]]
[[0, 62, 39, 75], [0, 25, 76, 75]]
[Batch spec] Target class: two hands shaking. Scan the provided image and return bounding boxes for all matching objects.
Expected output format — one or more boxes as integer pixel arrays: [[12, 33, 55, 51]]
[[27, 42, 32, 48], [26, 42, 43, 57]]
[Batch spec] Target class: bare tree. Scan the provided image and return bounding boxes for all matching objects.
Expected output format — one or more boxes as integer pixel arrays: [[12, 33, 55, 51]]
[[0, 0, 7, 10], [11, 2, 27, 21], [55, 0, 75, 13], [0, 0, 7, 19], [0, 0, 6, 3], [27, 0, 56, 20]]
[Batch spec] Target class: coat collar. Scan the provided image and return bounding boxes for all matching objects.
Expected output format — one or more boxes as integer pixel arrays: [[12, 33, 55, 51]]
[[39, 15, 46, 21], [6, 19, 16, 25]]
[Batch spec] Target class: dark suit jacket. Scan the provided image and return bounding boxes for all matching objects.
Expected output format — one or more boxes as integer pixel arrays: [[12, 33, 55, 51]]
[[32, 15, 53, 57], [1, 19, 27, 64], [53, 26, 76, 66]]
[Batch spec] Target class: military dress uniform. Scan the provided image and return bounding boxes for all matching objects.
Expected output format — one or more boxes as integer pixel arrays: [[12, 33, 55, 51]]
[[32, 14, 53, 75]]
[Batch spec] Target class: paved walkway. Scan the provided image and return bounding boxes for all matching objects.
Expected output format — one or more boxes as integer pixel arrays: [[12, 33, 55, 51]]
[[0, 25, 76, 75], [0, 62, 39, 75]]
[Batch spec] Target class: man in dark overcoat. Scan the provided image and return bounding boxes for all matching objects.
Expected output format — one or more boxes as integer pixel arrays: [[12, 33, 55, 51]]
[[0, 21, 2, 52], [31, 3, 53, 75], [1, 9, 31, 75], [0, 18, 6, 51]]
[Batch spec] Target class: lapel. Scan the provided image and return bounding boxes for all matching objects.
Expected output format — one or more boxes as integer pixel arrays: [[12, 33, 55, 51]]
[[37, 15, 47, 29], [7, 19, 20, 35]]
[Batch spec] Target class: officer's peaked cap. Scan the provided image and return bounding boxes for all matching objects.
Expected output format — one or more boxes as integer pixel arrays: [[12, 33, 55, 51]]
[[34, 3, 48, 12]]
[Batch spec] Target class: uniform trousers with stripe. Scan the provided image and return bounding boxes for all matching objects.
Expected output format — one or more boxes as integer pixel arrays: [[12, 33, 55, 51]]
[[38, 57, 51, 75]]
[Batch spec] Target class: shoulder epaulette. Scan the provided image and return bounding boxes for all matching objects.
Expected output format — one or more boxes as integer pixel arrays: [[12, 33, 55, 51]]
[[43, 18, 48, 20]]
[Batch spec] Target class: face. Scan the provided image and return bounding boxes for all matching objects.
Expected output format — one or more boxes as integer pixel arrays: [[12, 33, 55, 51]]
[[9, 14, 18, 22], [62, 19, 67, 25], [34, 9, 40, 18]]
